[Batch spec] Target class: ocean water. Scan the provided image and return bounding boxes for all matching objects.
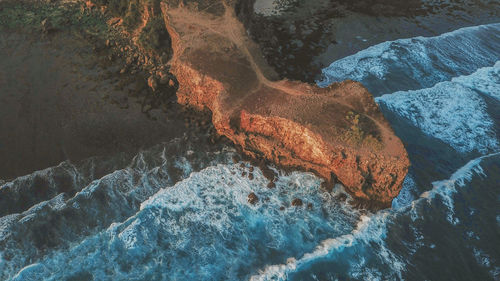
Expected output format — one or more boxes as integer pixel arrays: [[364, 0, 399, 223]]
[[319, 23, 500, 96], [1, 23, 500, 280]]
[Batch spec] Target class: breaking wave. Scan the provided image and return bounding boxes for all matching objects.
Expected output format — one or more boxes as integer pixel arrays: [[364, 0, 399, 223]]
[[249, 22, 500, 281], [9, 164, 360, 281], [319, 23, 500, 96], [376, 63, 500, 154], [250, 152, 500, 281], [0, 138, 235, 280]]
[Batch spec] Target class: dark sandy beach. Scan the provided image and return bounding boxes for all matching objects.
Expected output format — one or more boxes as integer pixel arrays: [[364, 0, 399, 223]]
[[0, 30, 187, 180]]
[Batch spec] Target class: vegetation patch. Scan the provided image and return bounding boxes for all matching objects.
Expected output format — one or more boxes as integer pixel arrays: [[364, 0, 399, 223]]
[[341, 111, 383, 150], [0, 1, 109, 36], [87, 0, 170, 55]]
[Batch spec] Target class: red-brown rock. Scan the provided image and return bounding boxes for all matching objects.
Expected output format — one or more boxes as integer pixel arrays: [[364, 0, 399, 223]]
[[291, 198, 303, 207], [247, 192, 259, 205], [158, 0, 409, 208]]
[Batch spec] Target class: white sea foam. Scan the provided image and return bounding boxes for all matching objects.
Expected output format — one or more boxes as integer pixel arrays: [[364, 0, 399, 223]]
[[250, 152, 499, 280], [0, 139, 236, 281], [452, 61, 500, 101], [319, 23, 500, 95], [249, 215, 370, 280], [473, 247, 492, 268], [11, 263, 48, 281], [0, 214, 18, 243], [392, 174, 417, 210], [249, 212, 407, 281], [7, 149, 499, 281], [11, 164, 359, 281], [377, 68, 499, 153], [10, 151, 494, 281]]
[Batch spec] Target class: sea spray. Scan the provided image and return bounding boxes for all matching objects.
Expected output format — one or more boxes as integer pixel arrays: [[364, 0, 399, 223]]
[[9, 164, 359, 280], [251, 152, 499, 280]]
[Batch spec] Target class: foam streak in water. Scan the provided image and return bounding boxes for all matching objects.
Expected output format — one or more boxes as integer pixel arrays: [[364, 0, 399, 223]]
[[249, 213, 399, 281]]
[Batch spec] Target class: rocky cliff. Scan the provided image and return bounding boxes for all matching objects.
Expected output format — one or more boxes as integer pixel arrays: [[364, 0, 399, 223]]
[[90, 0, 410, 208]]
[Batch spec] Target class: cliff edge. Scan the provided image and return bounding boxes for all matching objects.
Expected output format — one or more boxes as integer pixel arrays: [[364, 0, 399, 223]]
[[91, 0, 410, 208]]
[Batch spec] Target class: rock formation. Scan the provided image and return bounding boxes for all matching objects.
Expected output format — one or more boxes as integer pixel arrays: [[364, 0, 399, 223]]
[[91, 0, 410, 207]]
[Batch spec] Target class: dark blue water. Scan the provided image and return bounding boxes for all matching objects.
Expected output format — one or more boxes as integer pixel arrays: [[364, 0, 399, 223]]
[[1, 23, 499, 281]]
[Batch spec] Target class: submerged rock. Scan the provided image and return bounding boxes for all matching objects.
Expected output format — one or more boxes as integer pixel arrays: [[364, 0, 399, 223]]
[[247, 192, 259, 204], [291, 198, 303, 207]]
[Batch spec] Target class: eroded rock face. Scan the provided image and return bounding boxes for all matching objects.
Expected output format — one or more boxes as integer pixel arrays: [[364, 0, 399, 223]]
[[88, 0, 409, 207], [159, 0, 409, 207]]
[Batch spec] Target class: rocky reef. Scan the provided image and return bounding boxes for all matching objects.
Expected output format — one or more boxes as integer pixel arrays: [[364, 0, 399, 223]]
[[76, 0, 409, 207]]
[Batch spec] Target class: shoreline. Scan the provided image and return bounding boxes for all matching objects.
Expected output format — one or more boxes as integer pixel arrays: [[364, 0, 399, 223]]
[[2, 0, 496, 207], [0, 1, 223, 180], [242, 0, 500, 82]]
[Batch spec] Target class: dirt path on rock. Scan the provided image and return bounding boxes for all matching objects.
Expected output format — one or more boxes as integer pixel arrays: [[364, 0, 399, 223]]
[[164, 3, 404, 159]]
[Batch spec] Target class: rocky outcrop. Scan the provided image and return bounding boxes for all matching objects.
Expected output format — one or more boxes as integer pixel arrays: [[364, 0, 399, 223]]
[[89, 0, 409, 207], [158, 0, 409, 207]]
